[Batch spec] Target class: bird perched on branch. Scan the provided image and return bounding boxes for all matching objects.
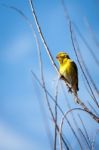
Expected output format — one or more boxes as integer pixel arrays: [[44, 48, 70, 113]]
[[56, 52, 79, 97]]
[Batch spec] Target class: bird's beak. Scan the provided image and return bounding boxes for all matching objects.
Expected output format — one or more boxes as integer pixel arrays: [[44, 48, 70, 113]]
[[56, 55, 59, 59]]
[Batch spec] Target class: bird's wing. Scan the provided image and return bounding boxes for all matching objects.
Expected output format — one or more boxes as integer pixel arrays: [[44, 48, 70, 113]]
[[72, 61, 78, 74], [72, 61, 79, 91]]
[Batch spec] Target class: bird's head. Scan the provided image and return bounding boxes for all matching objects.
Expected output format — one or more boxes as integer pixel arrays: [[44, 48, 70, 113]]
[[56, 52, 70, 65]]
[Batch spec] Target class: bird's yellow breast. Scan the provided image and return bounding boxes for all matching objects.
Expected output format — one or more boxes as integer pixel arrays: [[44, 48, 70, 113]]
[[56, 52, 78, 94], [60, 59, 74, 81]]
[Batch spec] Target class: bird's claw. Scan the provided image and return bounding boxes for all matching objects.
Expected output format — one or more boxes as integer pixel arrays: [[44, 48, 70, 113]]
[[68, 87, 72, 93], [59, 75, 65, 80], [74, 96, 81, 104]]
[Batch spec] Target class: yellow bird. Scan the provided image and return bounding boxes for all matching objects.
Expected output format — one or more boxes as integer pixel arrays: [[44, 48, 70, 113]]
[[56, 52, 79, 96]]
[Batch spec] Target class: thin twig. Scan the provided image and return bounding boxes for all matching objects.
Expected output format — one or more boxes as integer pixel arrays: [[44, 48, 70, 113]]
[[28, 0, 58, 74], [78, 128, 90, 150], [1, 4, 33, 29], [28, 0, 74, 92], [31, 71, 69, 150], [60, 83, 85, 148], [34, 11, 53, 150], [31, 70, 99, 150], [84, 18, 99, 49], [60, 83, 78, 126], [75, 39, 99, 98], [32, 69, 99, 123], [1, 3, 53, 148], [65, 118, 83, 150], [82, 76, 98, 116], [33, 80, 53, 149], [78, 114, 91, 149], [70, 22, 99, 108], [82, 75, 95, 101], [32, 65, 68, 149], [73, 23, 99, 67], [92, 129, 99, 150], [31, 7, 66, 149], [31, 71, 82, 149], [28, 2, 87, 148], [54, 80, 59, 150], [88, 102, 98, 116], [29, 0, 99, 124], [69, 25, 99, 122], [61, 108, 99, 123], [61, 0, 99, 108], [31, 71, 64, 115], [59, 110, 83, 150], [70, 23, 99, 114], [3, 4, 70, 149]]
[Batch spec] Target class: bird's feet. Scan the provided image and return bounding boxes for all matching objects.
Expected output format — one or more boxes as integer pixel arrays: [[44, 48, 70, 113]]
[[68, 87, 72, 93], [59, 75, 65, 80], [74, 95, 82, 104]]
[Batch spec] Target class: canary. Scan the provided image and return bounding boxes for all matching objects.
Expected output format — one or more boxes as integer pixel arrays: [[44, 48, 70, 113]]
[[56, 52, 79, 95]]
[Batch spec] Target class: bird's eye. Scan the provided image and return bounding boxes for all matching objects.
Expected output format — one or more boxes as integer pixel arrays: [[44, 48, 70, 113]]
[[63, 55, 66, 58]]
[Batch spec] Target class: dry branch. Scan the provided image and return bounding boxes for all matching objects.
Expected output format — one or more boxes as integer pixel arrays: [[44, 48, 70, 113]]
[[92, 129, 99, 150], [61, 0, 99, 106], [29, 0, 99, 123], [73, 23, 99, 67], [2, 3, 70, 149], [61, 0, 99, 123], [54, 80, 59, 150], [84, 18, 99, 49], [28, 0, 58, 74], [1, 3, 53, 149], [31, 71, 84, 149], [28, 0, 73, 90], [78, 114, 91, 149], [78, 128, 90, 150]]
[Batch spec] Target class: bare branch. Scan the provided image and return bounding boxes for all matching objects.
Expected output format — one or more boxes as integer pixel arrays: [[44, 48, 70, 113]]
[[28, 0, 58, 74], [60, 108, 99, 124], [70, 22, 99, 108], [54, 80, 59, 150], [31, 71, 69, 150], [88, 102, 98, 116], [78, 128, 90, 150], [28, 0, 75, 92], [78, 114, 91, 149], [2, 3, 70, 149], [59, 110, 83, 150], [60, 84, 87, 148], [92, 129, 99, 150], [84, 18, 99, 49], [73, 23, 99, 67], [75, 38, 99, 98], [1, 3, 54, 148], [61, 0, 99, 108], [32, 71, 89, 149], [31, 71, 64, 115]]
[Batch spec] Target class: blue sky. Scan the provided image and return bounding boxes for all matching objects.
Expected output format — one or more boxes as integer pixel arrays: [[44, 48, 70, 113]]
[[0, 0, 99, 150]]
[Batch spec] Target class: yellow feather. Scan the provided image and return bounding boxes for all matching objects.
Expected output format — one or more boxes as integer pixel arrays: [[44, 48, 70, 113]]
[[56, 52, 79, 95]]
